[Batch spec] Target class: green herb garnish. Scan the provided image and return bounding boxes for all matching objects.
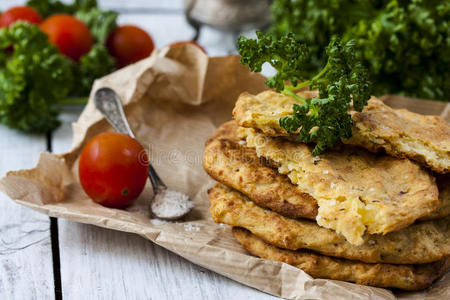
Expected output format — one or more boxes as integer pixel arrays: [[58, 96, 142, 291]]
[[269, 0, 449, 101], [238, 31, 371, 155], [0, 23, 73, 132], [0, 0, 118, 133]]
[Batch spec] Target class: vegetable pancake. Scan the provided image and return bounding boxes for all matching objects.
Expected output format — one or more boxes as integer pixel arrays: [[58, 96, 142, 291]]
[[203, 121, 317, 220], [204, 121, 449, 222], [209, 183, 450, 264], [239, 126, 438, 245], [233, 91, 450, 173], [232, 227, 450, 291]]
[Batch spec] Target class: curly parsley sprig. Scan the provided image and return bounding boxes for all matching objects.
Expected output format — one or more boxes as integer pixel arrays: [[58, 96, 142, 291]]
[[269, 0, 449, 100], [238, 31, 371, 155]]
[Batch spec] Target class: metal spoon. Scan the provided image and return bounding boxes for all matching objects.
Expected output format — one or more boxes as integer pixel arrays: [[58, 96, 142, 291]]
[[94, 87, 194, 221]]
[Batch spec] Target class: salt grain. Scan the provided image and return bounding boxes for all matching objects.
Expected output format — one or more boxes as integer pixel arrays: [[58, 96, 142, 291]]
[[184, 223, 201, 232], [151, 189, 194, 219]]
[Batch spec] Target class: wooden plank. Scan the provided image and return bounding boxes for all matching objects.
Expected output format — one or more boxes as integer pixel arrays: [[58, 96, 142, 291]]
[[56, 221, 278, 300], [52, 109, 277, 299], [0, 0, 184, 12], [0, 127, 54, 299]]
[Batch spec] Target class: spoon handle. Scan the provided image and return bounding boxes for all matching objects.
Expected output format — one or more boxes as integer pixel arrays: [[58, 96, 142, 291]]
[[94, 88, 135, 138], [94, 87, 167, 191]]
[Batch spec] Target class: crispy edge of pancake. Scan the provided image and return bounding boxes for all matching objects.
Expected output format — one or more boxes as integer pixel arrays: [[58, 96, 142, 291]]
[[209, 183, 450, 264], [232, 90, 295, 137], [203, 121, 318, 220], [344, 98, 450, 174], [205, 122, 449, 222], [240, 126, 439, 245], [232, 227, 450, 291], [233, 90, 449, 174], [421, 174, 450, 221]]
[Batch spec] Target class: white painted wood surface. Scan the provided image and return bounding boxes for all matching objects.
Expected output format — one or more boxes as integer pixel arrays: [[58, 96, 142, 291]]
[[0, 0, 277, 299], [1, 0, 184, 11], [0, 127, 55, 299], [50, 20, 274, 300]]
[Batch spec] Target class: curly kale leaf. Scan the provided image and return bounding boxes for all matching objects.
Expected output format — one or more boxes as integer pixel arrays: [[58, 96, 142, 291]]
[[75, 6, 118, 44], [75, 44, 116, 95], [27, 0, 97, 18], [73, 6, 118, 95], [269, 0, 449, 101], [238, 32, 371, 155], [26, 0, 97, 17], [0, 23, 73, 132], [26, 0, 75, 17]]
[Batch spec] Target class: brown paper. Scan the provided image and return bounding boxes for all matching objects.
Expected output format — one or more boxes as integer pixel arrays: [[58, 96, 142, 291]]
[[1, 44, 449, 300]]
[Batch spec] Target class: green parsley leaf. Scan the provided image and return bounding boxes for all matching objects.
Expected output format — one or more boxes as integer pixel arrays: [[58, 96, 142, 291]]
[[0, 23, 73, 132], [238, 32, 371, 155]]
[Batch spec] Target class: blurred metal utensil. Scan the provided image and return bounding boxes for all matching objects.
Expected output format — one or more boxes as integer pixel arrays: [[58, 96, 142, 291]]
[[184, 0, 272, 33]]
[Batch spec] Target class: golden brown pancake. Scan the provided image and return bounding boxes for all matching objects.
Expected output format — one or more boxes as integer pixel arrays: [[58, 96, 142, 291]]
[[239, 126, 438, 245], [345, 98, 450, 174], [232, 227, 450, 291], [203, 121, 317, 220], [204, 121, 449, 222], [422, 174, 450, 220], [209, 183, 450, 264], [233, 90, 450, 173]]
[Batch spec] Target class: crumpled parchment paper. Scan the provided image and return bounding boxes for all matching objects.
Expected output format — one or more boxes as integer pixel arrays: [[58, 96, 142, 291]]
[[1, 44, 449, 300]]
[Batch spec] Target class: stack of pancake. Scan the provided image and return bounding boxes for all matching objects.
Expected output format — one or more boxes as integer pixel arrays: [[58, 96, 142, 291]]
[[203, 90, 450, 290]]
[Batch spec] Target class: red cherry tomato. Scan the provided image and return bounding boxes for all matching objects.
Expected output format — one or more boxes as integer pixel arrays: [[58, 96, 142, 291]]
[[106, 25, 154, 68], [0, 6, 41, 27], [169, 41, 207, 54], [78, 133, 149, 208], [40, 14, 93, 61]]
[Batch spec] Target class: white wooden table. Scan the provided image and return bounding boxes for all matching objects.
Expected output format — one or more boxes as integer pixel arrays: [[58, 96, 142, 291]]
[[0, 1, 277, 299]]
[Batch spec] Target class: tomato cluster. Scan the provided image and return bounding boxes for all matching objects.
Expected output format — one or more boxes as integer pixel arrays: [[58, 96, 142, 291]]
[[1, 5, 207, 67], [0, 6, 155, 66]]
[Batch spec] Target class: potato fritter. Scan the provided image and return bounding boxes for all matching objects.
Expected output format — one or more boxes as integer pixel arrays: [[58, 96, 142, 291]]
[[204, 121, 450, 222], [239, 127, 439, 245], [233, 227, 450, 291], [233, 90, 450, 173], [203, 121, 317, 220], [209, 183, 450, 264], [345, 98, 450, 174]]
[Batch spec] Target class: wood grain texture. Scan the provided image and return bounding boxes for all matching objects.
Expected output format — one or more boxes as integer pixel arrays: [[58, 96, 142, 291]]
[[0, 0, 184, 11], [52, 110, 277, 300], [0, 126, 54, 300], [58, 221, 278, 300], [0, 0, 277, 297]]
